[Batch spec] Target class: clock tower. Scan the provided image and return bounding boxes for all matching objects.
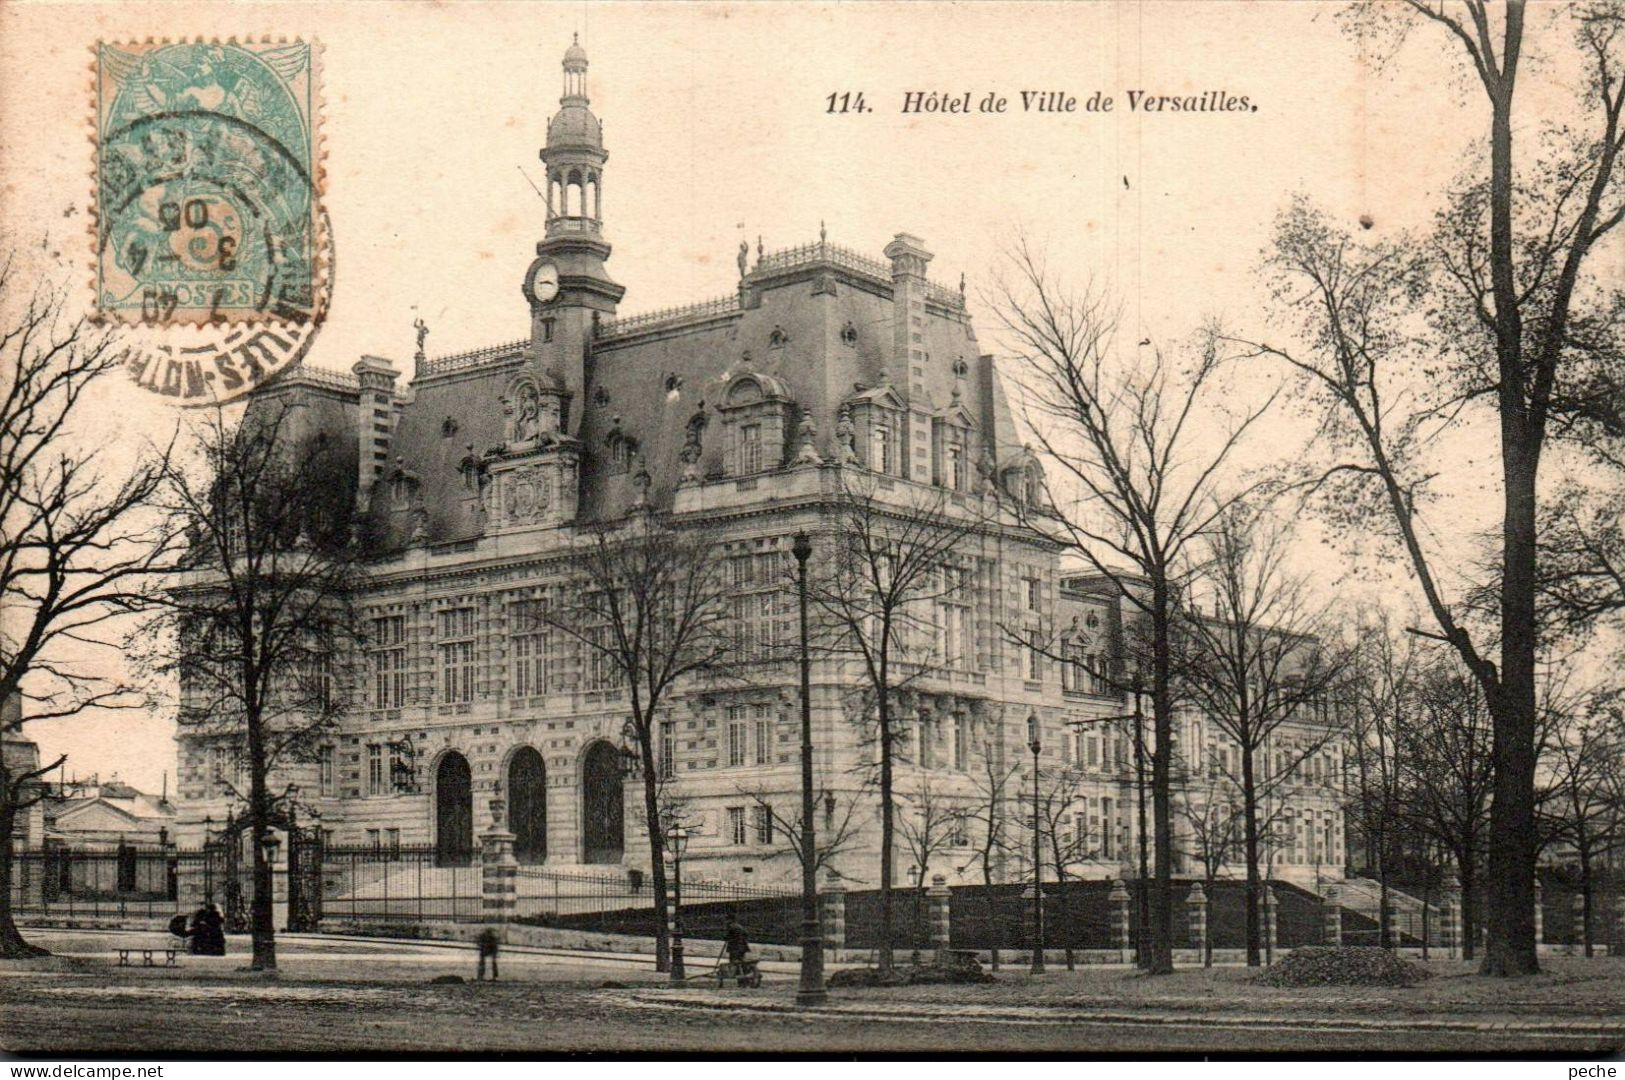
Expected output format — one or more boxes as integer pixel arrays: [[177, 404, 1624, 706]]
[[523, 35, 624, 437]]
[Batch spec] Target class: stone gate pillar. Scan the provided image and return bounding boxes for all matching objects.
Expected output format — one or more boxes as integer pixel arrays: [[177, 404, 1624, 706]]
[[928, 874, 952, 962], [1186, 882, 1208, 958], [1322, 898, 1341, 947], [1533, 878, 1544, 947], [1264, 886, 1279, 958], [821, 874, 847, 961], [480, 794, 517, 925], [1442, 887, 1461, 958], [1573, 891, 1588, 953], [1108, 878, 1132, 962]]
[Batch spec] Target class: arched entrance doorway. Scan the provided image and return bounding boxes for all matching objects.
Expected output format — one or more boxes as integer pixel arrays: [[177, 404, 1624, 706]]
[[435, 751, 473, 866], [507, 747, 548, 863], [581, 741, 624, 864]]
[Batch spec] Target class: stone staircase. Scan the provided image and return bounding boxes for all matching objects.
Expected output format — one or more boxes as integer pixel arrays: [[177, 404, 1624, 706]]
[[1323, 877, 1435, 943]]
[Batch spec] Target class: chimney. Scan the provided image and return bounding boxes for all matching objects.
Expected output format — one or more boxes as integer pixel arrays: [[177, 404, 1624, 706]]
[[352, 356, 401, 512], [884, 234, 933, 481]]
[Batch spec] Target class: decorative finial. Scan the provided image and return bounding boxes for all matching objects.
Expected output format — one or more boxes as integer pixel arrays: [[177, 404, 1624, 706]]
[[414, 317, 429, 362], [738, 239, 749, 280], [820, 220, 827, 246], [958, 271, 966, 296], [756, 234, 764, 267]]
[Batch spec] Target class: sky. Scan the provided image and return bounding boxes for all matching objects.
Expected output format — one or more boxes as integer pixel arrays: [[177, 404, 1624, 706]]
[[1, 1, 1616, 794]]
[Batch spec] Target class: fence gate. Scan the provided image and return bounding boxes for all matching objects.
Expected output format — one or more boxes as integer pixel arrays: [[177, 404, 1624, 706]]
[[289, 831, 323, 931]]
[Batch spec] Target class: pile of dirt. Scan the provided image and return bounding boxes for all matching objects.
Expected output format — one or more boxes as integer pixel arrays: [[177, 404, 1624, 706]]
[[1253, 946, 1431, 988], [828, 960, 996, 988]]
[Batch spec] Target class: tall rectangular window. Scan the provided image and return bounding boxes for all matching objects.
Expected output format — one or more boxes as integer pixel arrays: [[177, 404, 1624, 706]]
[[754, 805, 773, 845], [727, 711, 747, 768], [948, 440, 966, 490], [660, 720, 676, 781], [1024, 575, 1041, 611], [367, 744, 384, 796], [510, 599, 552, 699], [1101, 797, 1115, 859], [318, 745, 336, 797], [753, 709, 772, 766], [370, 615, 407, 709], [439, 608, 476, 704], [739, 424, 763, 474], [870, 422, 892, 473], [728, 806, 747, 846], [954, 713, 970, 771]]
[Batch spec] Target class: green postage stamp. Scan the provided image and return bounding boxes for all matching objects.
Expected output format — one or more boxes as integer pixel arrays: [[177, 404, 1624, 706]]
[[94, 40, 322, 326]]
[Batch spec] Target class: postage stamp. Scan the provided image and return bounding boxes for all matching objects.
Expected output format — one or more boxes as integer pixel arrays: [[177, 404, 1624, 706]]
[[94, 40, 322, 327]]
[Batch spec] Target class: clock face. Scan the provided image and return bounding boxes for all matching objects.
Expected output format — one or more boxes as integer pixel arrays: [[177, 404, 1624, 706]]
[[526, 260, 559, 304]]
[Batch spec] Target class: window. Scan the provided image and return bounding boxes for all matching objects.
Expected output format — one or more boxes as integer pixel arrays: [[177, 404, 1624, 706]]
[[916, 712, 934, 769], [1025, 638, 1042, 681], [366, 828, 380, 852], [439, 608, 476, 704], [660, 721, 676, 781], [728, 807, 747, 846], [510, 599, 552, 698], [727, 710, 747, 767], [754, 805, 773, 845], [1101, 798, 1114, 859], [739, 423, 763, 474], [947, 440, 966, 491], [318, 745, 336, 797], [370, 615, 407, 709], [754, 710, 772, 765], [937, 566, 972, 670], [1087, 735, 1100, 768], [385, 828, 401, 855], [1024, 575, 1041, 612], [367, 745, 384, 796], [870, 421, 893, 473], [954, 713, 970, 771]]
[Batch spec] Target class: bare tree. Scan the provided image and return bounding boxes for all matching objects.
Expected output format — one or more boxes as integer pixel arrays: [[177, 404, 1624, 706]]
[[1174, 504, 1348, 965], [1401, 661, 1496, 959], [895, 775, 964, 962], [1176, 774, 1242, 967], [991, 246, 1277, 973], [1541, 703, 1625, 957], [527, 513, 737, 973], [1342, 612, 1420, 949], [961, 746, 1019, 970], [1027, 760, 1093, 969], [807, 470, 986, 973], [0, 255, 177, 957], [1229, 2, 1625, 975], [139, 402, 365, 971], [738, 778, 871, 882]]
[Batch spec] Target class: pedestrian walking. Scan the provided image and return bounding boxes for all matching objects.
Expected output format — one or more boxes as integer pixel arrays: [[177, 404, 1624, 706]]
[[476, 926, 500, 981]]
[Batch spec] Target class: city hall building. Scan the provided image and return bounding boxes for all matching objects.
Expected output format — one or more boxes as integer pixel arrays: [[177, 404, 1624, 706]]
[[173, 40, 1345, 891]]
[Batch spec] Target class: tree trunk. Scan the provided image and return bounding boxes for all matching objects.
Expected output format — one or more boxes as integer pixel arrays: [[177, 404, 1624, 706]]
[[878, 673, 895, 973], [1459, 854, 1478, 962], [1241, 747, 1262, 967], [1147, 585, 1175, 974], [1479, 9, 1539, 978], [1481, 450, 1540, 977], [0, 799, 48, 959], [638, 742, 671, 973], [247, 713, 276, 972]]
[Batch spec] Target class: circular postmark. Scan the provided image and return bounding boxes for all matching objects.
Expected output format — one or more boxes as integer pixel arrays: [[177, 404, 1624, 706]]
[[115, 204, 333, 405], [99, 110, 317, 327]]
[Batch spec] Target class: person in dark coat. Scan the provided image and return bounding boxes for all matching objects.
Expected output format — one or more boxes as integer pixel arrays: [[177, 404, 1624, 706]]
[[188, 901, 226, 956], [724, 917, 750, 969], [476, 927, 500, 981]]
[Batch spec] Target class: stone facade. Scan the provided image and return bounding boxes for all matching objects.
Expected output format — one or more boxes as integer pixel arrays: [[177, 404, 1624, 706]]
[[172, 40, 1344, 893]]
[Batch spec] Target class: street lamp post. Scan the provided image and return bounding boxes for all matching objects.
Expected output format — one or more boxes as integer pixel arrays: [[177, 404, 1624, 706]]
[[666, 823, 688, 983], [792, 530, 827, 1005], [1028, 713, 1045, 975]]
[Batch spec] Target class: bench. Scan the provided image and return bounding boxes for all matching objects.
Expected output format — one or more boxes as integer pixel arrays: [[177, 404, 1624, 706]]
[[116, 948, 180, 967]]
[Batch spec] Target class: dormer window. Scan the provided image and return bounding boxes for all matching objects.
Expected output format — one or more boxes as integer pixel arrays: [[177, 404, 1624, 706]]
[[718, 373, 793, 478], [948, 441, 965, 490], [843, 383, 907, 479], [607, 434, 632, 474]]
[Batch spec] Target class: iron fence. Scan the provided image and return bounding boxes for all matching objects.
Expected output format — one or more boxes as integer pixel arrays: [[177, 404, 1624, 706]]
[[318, 845, 482, 922], [511, 866, 804, 943], [9, 845, 194, 921]]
